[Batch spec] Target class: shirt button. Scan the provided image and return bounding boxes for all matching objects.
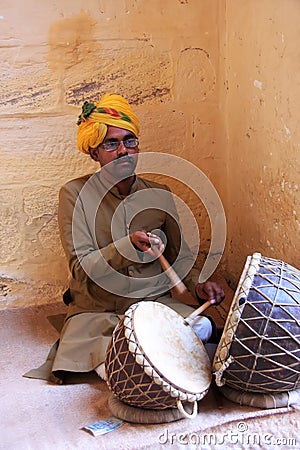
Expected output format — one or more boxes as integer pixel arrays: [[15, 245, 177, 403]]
[[128, 270, 134, 277]]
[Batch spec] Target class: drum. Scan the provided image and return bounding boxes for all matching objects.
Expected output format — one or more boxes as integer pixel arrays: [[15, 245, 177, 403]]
[[213, 252, 300, 394], [105, 301, 212, 419]]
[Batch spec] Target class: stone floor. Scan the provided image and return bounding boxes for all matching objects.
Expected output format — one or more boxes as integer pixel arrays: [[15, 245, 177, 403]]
[[1, 302, 299, 450]]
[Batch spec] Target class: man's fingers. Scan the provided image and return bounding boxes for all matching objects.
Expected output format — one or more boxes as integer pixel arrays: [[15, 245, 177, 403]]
[[131, 231, 165, 255], [199, 282, 225, 305], [202, 284, 215, 299], [147, 232, 161, 246], [146, 232, 165, 256], [214, 288, 225, 305]]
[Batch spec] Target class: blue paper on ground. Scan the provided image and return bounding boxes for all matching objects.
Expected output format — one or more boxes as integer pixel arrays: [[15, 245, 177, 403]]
[[82, 417, 124, 436]]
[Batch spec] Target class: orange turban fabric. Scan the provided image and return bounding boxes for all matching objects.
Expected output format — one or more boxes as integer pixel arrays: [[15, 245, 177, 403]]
[[77, 93, 140, 154]]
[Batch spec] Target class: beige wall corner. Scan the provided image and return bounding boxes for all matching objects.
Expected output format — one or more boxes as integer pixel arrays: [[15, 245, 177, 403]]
[[1, 1, 298, 308], [225, 0, 300, 284]]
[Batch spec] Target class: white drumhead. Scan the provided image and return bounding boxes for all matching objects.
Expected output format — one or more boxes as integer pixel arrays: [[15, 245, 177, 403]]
[[132, 302, 211, 394]]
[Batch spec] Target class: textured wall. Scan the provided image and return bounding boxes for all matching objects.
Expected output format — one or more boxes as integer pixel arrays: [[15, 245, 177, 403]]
[[225, 0, 300, 282], [1, 1, 298, 309], [0, 1, 225, 307]]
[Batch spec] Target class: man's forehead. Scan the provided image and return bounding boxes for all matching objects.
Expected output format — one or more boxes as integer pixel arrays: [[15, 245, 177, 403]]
[[105, 125, 135, 139]]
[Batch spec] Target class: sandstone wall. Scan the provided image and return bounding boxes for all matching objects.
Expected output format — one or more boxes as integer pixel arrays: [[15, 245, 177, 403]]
[[1, 1, 299, 308], [225, 0, 300, 282], [0, 1, 225, 307]]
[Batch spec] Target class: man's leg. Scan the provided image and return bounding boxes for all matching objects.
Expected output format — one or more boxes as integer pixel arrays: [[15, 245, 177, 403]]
[[51, 312, 121, 379]]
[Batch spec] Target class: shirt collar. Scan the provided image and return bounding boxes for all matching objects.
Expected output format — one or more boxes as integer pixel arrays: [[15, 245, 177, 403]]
[[96, 170, 140, 198]]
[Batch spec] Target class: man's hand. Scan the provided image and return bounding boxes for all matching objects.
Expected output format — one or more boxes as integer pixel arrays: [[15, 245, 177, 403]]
[[130, 231, 165, 257], [195, 281, 225, 305]]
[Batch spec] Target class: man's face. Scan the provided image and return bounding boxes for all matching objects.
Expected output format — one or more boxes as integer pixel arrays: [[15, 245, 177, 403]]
[[90, 126, 139, 182]]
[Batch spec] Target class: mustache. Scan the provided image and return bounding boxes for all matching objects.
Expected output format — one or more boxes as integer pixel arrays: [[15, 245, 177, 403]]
[[114, 155, 135, 165]]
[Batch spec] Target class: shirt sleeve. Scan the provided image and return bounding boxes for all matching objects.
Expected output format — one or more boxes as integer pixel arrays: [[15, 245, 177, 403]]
[[58, 182, 139, 283]]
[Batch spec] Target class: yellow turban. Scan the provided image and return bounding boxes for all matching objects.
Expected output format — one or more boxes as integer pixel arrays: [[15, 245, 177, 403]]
[[76, 93, 140, 154]]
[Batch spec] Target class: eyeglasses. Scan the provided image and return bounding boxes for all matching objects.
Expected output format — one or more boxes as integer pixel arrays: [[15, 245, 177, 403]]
[[99, 138, 139, 152]]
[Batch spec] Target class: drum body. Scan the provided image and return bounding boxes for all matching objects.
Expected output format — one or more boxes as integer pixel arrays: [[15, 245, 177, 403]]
[[213, 253, 300, 393], [105, 301, 211, 415]]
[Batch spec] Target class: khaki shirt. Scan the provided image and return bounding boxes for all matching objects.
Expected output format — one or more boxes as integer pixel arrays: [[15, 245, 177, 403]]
[[58, 172, 200, 319]]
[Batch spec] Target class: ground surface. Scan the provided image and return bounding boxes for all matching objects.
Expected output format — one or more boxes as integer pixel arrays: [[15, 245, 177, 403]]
[[1, 303, 299, 450]]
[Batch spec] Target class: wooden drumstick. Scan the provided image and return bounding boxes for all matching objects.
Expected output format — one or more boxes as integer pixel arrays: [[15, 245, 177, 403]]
[[185, 299, 214, 320], [159, 251, 215, 317], [149, 241, 192, 297], [149, 234, 214, 314], [156, 252, 189, 295]]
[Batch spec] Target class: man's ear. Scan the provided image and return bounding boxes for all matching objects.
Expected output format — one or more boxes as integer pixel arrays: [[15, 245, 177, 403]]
[[89, 147, 100, 161]]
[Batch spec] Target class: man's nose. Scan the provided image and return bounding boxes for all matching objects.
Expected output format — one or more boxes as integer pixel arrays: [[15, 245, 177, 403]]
[[117, 141, 128, 155]]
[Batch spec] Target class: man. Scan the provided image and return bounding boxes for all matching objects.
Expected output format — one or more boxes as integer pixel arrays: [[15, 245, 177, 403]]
[[51, 93, 224, 383]]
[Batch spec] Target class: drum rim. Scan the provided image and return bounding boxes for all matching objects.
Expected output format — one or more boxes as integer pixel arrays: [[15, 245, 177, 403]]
[[212, 252, 262, 384], [123, 301, 211, 402]]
